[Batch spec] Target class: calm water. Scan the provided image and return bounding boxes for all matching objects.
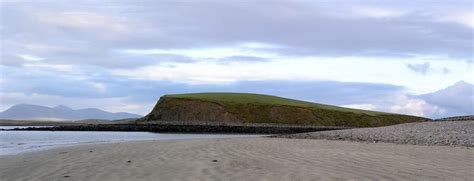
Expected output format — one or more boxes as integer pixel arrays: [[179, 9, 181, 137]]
[[0, 126, 265, 155]]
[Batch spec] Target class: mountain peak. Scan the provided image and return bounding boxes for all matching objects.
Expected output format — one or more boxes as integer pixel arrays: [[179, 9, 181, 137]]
[[0, 104, 142, 121]]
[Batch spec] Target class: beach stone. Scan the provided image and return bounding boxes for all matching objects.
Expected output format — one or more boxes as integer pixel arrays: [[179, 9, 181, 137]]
[[277, 121, 473, 147]]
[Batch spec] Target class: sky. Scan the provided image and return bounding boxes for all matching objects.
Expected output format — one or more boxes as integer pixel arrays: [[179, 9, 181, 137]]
[[0, 0, 473, 118]]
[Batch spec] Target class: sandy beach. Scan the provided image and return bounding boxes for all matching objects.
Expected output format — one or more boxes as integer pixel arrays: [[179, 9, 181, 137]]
[[1, 137, 472, 180]]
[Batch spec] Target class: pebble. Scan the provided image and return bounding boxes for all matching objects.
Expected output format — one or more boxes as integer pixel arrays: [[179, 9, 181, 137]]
[[277, 121, 473, 147]]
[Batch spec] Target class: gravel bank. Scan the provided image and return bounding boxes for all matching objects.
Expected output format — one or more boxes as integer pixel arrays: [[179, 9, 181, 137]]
[[276, 121, 473, 147]]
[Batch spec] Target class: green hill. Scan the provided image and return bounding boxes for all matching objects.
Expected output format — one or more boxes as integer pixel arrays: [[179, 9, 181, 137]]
[[141, 93, 427, 127]]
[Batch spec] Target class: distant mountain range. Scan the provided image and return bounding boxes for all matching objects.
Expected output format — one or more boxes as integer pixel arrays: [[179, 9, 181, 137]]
[[0, 104, 142, 121]]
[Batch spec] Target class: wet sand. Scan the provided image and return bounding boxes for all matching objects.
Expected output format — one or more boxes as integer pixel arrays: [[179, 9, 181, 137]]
[[1, 137, 472, 180]]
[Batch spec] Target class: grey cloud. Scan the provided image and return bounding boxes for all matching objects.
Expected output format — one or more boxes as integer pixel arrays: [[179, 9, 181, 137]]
[[407, 62, 431, 74], [3, 60, 470, 118], [0, 62, 406, 111], [0, 53, 26, 67], [123, 0, 472, 58], [218, 56, 268, 64], [418, 81, 474, 116], [1, 0, 472, 116], [221, 81, 405, 105], [442, 67, 450, 74], [44, 52, 195, 68], [1, 0, 472, 68]]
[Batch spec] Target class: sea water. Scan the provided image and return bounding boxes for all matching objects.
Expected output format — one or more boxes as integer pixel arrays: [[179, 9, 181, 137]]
[[0, 126, 264, 155]]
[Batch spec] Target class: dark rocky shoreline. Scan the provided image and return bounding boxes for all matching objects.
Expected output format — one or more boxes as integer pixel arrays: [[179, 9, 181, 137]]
[[433, 115, 474, 122], [4, 123, 350, 134]]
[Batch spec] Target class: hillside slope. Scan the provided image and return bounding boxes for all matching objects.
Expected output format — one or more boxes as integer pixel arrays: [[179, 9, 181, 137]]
[[141, 93, 426, 127]]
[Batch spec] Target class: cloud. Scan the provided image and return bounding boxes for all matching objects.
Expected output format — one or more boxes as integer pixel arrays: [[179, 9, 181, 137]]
[[1, 62, 470, 118], [111, 55, 472, 95], [1, 0, 473, 119], [2, 0, 473, 65], [0, 63, 407, 114], [91, 82, 107, 93], [23, 62, 74, 70], [16, 54, 44, 61], [338, 104, 377, 110], [37, 11, 129, 32], [351, 6, 405, 19], [218, 56, 269, 64], [442, 67, 451, 74], [407, 62, 431, 74], [418, 81, 474, 116], [224, 81, 405, 106], [387, 95, 444, 117], [1, 62, 405, 103], [120, 42, 281, 60], [367, 81, 474, 118], [436, 12, 474, 28]]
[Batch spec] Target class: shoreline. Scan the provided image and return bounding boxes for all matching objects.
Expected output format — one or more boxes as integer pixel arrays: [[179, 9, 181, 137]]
[[1, 137, 473, 180], [1, 131, 268, 156], [2, 135, 470, 158], [4, 123, 350, 134], [0, 137, 251, 157]]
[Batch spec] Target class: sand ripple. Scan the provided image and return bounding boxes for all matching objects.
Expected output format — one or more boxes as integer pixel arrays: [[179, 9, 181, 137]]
[[1, 138, 473, 180]]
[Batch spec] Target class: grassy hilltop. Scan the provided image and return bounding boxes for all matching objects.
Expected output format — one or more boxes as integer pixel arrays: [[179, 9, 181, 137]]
[[142, 93, 426, 127]]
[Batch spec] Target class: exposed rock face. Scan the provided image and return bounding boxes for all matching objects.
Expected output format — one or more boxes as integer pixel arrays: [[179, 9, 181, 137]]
[[143, 98, 240, 123]]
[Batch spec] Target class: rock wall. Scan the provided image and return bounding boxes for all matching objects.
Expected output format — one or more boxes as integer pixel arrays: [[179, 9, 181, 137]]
[[143, 98, 240, 123]]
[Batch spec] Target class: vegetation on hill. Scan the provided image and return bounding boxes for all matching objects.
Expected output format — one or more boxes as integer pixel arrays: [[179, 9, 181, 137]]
[[142, 93, 427, 127]]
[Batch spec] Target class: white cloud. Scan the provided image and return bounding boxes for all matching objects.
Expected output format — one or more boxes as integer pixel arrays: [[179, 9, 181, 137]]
[[91, 83, 107, 93], [112, 61, 268, 84], [16, 54, 44, 61], [388, 95, 444, 117], [437, 12, 474, 28], [23, 63, 73, 71], [121, 43, 280, 60], [239, 42, 283, 49], [341, 94, 446, 118], [338, 92, 451, 118], [351, 6, 405, 18], [340, 104, 376, 110]]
